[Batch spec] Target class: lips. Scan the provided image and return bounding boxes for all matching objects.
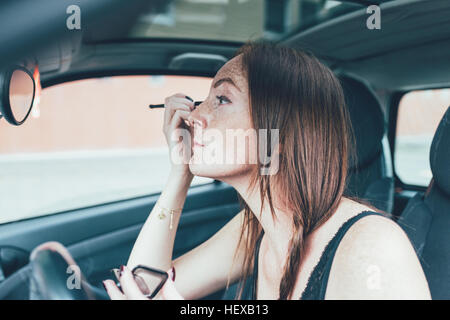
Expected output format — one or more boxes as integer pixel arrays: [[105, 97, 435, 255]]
[[192, 122, 206, 148], [193, 141, 204, 148], [193, 135, 206, 148]]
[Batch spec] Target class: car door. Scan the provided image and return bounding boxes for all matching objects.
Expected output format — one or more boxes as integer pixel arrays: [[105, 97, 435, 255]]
[[0, 75, 241, 299]]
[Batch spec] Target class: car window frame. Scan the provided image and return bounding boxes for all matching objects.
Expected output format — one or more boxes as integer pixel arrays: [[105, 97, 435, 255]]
[[388, 87, 448, 192], [41, 70, 216, 89], [0, 72, 220, 225]]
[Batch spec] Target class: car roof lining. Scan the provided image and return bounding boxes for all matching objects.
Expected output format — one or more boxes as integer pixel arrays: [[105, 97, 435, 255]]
[[283, 0, 450, 61], [39, 0, 450, 92], [282, 0, 450, 91], [38, 40, 240, 87]]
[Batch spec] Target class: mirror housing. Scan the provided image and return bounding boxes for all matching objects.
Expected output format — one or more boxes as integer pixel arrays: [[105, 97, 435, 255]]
[[0, 65, 36, 126]]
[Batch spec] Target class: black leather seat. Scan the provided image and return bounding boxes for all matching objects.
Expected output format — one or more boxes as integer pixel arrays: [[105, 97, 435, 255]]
[[398, 107, 450, 300], [339, 75, 394, 213]]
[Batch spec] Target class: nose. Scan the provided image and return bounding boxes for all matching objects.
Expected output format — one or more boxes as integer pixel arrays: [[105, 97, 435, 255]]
[[188, 101, 208, 128]]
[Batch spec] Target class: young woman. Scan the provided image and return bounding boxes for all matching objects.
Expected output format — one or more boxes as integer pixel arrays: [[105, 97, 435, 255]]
[[103, 42, 430, 300]]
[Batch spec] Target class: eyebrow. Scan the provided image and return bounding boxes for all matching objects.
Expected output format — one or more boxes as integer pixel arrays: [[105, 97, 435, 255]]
[[213, 77, 241, 92]]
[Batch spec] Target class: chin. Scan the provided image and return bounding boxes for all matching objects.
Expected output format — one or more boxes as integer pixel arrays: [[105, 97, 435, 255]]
[[189, 161, 252, 181], [188, 144, 257, 181]]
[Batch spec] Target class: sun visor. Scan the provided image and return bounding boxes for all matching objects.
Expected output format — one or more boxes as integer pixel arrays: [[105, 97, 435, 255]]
[[168, 53, 227, 74]]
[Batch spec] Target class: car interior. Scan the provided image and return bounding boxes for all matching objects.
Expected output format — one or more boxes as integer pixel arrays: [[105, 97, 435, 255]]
[[0, 0, 448, 300]]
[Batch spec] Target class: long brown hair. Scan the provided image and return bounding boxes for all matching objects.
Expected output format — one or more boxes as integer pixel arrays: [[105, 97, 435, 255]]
[[233, 42, 352, 300]]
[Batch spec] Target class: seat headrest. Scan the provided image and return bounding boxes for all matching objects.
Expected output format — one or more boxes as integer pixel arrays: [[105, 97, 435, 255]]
[[430, 107, 450, 196], [339, 75, 385, 170]]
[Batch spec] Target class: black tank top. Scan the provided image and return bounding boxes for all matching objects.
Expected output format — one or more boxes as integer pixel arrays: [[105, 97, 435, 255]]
[[242, 211, 386, 300]]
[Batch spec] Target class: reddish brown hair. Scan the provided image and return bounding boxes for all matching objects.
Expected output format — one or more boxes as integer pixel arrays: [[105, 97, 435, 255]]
[[233, 42, 352, 300]]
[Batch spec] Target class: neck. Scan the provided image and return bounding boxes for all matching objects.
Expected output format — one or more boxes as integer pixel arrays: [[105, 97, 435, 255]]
[[227, 174, 295, 257]]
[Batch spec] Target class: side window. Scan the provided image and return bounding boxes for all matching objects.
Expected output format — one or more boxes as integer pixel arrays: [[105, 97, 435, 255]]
[[395, 88, 449, 186], [0, 75, 212, 224]]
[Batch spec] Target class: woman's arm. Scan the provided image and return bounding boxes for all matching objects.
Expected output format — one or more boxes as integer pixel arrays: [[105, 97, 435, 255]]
[[171, 209, 247, 299], [112, 204, 246, 301], [122, 93, 248, 299], [126, 193, 247, 300], [126, 169, 193, 272], [127, 92, 197, 275]]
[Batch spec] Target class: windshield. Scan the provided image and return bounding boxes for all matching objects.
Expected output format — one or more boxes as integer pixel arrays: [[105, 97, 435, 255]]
[[126, 0, 368, 43]]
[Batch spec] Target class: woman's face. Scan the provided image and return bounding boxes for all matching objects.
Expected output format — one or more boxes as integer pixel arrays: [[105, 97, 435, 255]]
[[188, 55, 258, 180]]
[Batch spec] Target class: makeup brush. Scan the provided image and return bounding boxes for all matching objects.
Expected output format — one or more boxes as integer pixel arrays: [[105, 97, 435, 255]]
[[149, 101, 202, 109]]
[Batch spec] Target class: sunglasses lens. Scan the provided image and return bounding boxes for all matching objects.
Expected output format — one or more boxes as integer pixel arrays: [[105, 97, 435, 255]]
[[134, 275, 151, 295], [110, 266, 166, 298], [133, 272, 165, 297]]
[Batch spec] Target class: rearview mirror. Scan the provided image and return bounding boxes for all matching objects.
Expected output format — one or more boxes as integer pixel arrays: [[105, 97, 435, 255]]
[[0, 65, 36, 126]]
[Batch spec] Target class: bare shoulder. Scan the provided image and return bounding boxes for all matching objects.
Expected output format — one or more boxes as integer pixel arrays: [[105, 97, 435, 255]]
[[326, 213, 431, 299], [341, 213, 409, 249]]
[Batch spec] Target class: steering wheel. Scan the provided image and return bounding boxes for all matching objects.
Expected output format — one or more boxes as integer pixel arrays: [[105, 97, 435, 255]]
[[29, 241, 103, 300]]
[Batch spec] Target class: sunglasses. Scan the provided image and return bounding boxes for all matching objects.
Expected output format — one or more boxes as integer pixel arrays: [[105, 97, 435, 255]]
[[111, 265, 169, 299]]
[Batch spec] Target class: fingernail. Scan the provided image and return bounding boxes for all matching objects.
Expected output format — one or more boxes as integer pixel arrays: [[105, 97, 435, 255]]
[[168, 267, 176, 281], [120, 265, 125, 276], [185, 96, 193, 102]]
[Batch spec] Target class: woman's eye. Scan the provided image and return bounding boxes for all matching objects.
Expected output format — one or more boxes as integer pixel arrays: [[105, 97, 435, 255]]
[[216, 95, 231, 105]]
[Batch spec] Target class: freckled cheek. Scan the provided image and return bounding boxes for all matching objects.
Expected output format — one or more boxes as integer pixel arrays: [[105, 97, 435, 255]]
[[208, 118, 250, 134], [209, 107, 252, 130]]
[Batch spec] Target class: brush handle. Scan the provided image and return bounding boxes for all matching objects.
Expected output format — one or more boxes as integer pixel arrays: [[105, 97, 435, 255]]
[[149, 101, 202, 109]]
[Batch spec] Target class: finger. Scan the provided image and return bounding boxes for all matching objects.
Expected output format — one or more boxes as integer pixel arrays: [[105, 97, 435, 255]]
[[173, 93, 194, 102], [170, 102, 192, 113], [171, 97, 195, 110], [170, 110, 191, 132], [163, 97, 177, 126], [119, 266, 148, 300], [165, 95, 194, 112], [103, 280, 126, 300], [160, 278, 184, 300], [166, 94, 194, 109], [164, 102, 192, 126]]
